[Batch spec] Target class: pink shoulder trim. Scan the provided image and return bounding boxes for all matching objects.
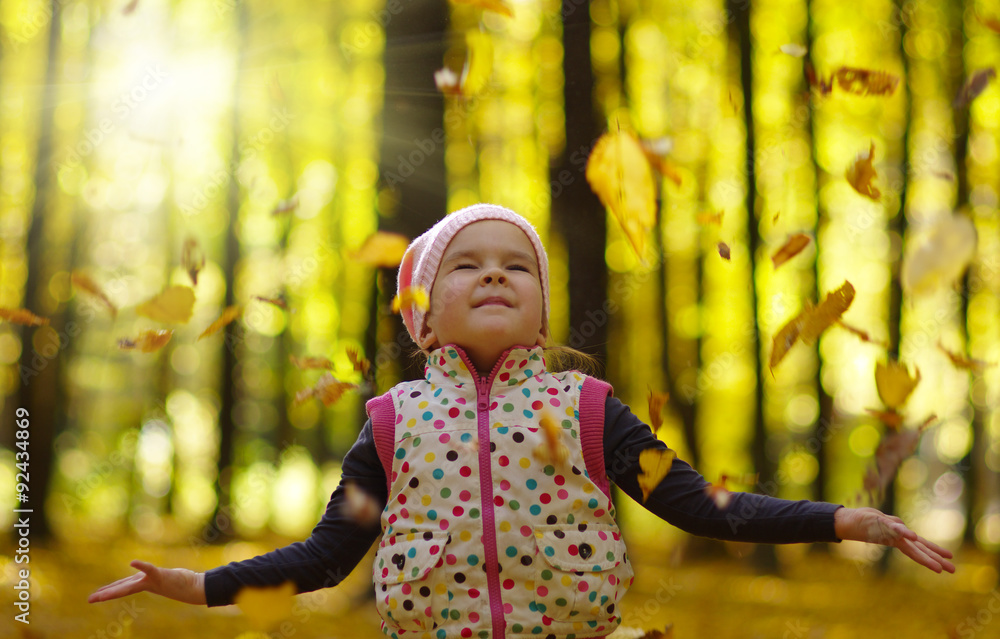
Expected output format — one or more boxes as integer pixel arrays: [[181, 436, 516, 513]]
[[366, 393, 397, 497], [579, 376, 613, 499]]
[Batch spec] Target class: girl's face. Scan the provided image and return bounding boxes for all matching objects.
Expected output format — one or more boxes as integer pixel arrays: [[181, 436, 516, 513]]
[[420, 220, 547, 373]]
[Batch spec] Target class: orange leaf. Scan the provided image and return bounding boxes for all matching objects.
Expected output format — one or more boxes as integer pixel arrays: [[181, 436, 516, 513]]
[[696, 210, 724, 227], [846, 141, 881, 200], [118, 329, 173, 353], [717, 242, 731, 261], [346, 346, 371, 377], [136, 285, 195, 324], [181, 237, 205, 286], [647, 386, 669, 434], [294, 372, 357, 407], [198, 305, 241, 340], [770, 233, 811, 269], [289, 354, 334, 370], [349, 231, 410, 268], [798, 280, 855, 345], [769, 314, 804, 370], [638, 447, 676, 502], [937, 341, 994, 373], [435, 31, 494, 98], [392, 286, 429, 314], [875, 360, 920, 410], [71, 272, 118, 318], [865, 408, 905, 430], [533, 411, 569, 465], [254, 294, 289, 310], [0, 308, 50, 327], [705, 475, 732, 509], [586, 129, 658, 258], [836, 320, 887, 347], [805, 62, 833, 95], [833, 67, 900, 96], [977, 12, 1000, 34], [451, 0, 514, 17], [271, 197, 298, 216], [639, 137, 682, 186]]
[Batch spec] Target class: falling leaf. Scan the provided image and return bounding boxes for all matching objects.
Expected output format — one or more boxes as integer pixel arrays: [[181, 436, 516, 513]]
[[435, 31, 495, 98], [182, 237, 205, 286], [865, 408, 905, 430], [717, 242, 731, 261], [833, 67, 900, 96], [805, 61, 834, 95], [0, 308, 50, 327], [772, 211, 781, 223], [937, 341, 994, 372], [254, 294, 289, 310], [295, 372, 357, 407], [696, 210, 724, 226], [798, 280, 855, 345], [863, 416, 936, 504], [769, 314, 803, 370], [271, 196, 299, 216], [122, 0, 139, 14], [198, 305, 241, 340], [846, 141, 881, 200], [705, 475, 732, 509], [954, 68, 996, 109], [346, 346, 371, 377], [647, 386, 669, 434], [836, 320, 888, 347], [234, 582, 297, 631], [875, 360, 920, 410], [289, 354, 334, 370], [534, 411, 569, 465], [770, 233, 811, 269], [977, 12, 1000, 34], [135, 286, 196, 324], [342, 482, 381, 527], [586, 130, 658, 258], [901, 213, 977, 294], [118, 329, 173, 353], [637, 447, 676, 502], [779, 43, 808, 57], [71, 272, 118, 318], [639, 138, 682, 186], [392, 286, 430, 314], [451, 0, 514, 17], [349, 231, 410, 268]]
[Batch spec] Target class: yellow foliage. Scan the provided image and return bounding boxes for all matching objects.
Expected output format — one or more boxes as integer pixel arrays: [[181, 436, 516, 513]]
[[234, 581, 297, 631], [874, 360, 920, 410], [136, 286, 196, 324], [586, 130, 657, 258], [638, 447, 675, 502]]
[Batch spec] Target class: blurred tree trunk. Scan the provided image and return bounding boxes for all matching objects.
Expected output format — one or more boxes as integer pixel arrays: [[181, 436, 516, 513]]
[[212, 0, 249, 543], [376, 2, 448, 384], [14, 0, 64, 541], [730, 0, 778, 573], [551, 0, 608, 367]]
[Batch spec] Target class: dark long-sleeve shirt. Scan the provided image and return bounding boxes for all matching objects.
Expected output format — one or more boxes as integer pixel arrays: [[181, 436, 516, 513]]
[[204, 396, 841, 606]]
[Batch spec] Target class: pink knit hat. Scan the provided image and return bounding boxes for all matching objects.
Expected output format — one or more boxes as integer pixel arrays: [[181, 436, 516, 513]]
[[397, 203, 550, 346]]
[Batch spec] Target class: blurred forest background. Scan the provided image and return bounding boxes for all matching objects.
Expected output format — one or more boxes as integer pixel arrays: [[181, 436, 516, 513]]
[[1, 0, 999, 636]]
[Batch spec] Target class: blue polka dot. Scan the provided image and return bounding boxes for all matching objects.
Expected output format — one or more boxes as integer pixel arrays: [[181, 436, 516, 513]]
[[407, 547, 416, 557], [588, 498, 599, 509], [422, 411, 433, 421], [497, 426, 509, 435], [433, 469, 444, 480], [395, 448, 405, 459], [467, 555, 479, 566], [428, 510, 437, 520], [523, 410, 533, 418], [461, 433, 473, 442], [530, 505, 541, 515], [526, 479, 537, 490]]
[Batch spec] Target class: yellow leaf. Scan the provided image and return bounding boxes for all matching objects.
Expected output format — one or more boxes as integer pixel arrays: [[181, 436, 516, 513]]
[[533, 411, 569, 465], [696, 210, 724, 226], [586, 130, 657, 258], [118, 329, 173, 353], [769, 314, 803, 370], [647, 386, 669, 434], [71, 272, 118, 318], [638, 447, 675, 502], [295, 372, 358, 407], [845, 141, 880, 201], [901, 213, 977, 295], [198, 305, 241, 340], [451, 0, 514, 17], [875, 360, 920, 410], [349, 231, 410, 268], [770, 233, 811, 269], [779, 43, 807, 57], [461, 31, 494, 97], [0, 308, 50, 327], [234, 582, 297, 631], [833, 67, 900, 96], [392, 286, 429, 314], [136, 285, 195, 324], [798, 280, 855, 345]]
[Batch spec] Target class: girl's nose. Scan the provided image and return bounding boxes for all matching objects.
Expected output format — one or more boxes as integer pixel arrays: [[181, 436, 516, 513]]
[[480, 267, 506, 285]]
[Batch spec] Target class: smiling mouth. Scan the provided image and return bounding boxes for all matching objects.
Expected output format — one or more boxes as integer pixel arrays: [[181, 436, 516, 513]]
[[476, 297, 512, 308]]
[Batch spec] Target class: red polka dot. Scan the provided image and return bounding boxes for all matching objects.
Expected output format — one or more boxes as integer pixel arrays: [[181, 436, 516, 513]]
[[502, 579, 514, 590], [520, 525, 532, 537], [598, 531, 608, 540], [446, 554, 458, 565], [456, 397, 467, 404], [460, 466, 472, 477], [469, 611, 480, 621], [387, 514, 397, 524], [449, 407, 460, 418], [402, 583, 412, 594], [498, 455, 509, 467], [568, 545, 578, 556], [500, 480, 511, 491], [460, 490, 471, 501], [547, 388, 558, 395], [554, 475, 565, 486], [430, 544, 439, 554], [396, 413, 404, 422], [537, 585, 548, 596], [462, 629, 472, 638], [503, 603, 514, 614], [542, 615, 553, 625], [506, 360, 515, 369], [540, 493, 551, 504], [578, 582, 589, 592], [549, 398, 561, 407], [499, 372, 510, 381], [400, 508, 409, 518], [439, 433, 451, 443], [401, 462, 410, 473], [380, 568, 388, 578], [532, 400, 543, 410], [557, 489, 569, 500], [594, 509, 606, 518], [608, 575, 617, 585], [398, 494, 407, 504], [440, 519, 449, 530], [453, 506, 465, 516], [494, 495, 504, 507], [469, 588, 480, 599]]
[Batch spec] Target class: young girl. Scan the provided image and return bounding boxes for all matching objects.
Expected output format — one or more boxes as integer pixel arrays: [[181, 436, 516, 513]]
[[90, 204, 955, 638]]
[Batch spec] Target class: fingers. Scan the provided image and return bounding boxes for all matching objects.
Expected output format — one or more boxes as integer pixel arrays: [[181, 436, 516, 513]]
[[89, 561, 156, 604]]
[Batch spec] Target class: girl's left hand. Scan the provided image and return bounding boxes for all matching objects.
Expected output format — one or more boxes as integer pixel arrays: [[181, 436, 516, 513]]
[[834, 507, 956, 573]]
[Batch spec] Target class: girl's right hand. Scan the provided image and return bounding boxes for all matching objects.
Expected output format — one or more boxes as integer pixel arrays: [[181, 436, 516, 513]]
[[88, 560, 206, 605]]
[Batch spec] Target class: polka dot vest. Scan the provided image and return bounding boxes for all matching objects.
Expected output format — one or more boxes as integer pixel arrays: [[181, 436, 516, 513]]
[[366, 346, 634, 639]]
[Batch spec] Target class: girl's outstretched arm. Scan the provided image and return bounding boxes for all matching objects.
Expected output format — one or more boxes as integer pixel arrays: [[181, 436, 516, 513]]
[[834, 506, 956, 574], [88, 560, 206, 605]]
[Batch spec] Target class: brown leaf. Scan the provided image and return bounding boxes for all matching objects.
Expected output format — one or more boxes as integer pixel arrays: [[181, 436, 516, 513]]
[[769, 314, 804, 370], [647, 386, 669, 434], [198, 305, 241, 340], [289, 354, 334, 370], [798, 280, 855, 345], [182, 237, 205, 286], [0, 308, 50, 327], [805, 61, 834, 95], [863, 416, 936, 504], [846, 141, 881, 200], [836, 320, 888, 347], [136, 285, 196, 324], [122, 0, 139, 14], [977, 12, 1000, 34], [865, 408, 905, 430], [770, 233, 811, 269], [638, 447, 676, 502], [833, 66, 900, 96], [254, 294, 289, 310], [875, 360, 920, 410], [71, 272, 118, 318], [294, 372, 357, 407], [717, 242, 731, 260], [271, 196, 299, 216], [118, 329, 173, 353], [697, 210, 724, 226], [937, 341, 995, 372], [954, 68, 996, 109], [346, 346, 371, 377], [349, 231, 410, 268]]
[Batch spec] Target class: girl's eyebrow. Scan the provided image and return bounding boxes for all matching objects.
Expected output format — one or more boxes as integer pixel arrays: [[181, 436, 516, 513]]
[[443, 249, 537, 266]]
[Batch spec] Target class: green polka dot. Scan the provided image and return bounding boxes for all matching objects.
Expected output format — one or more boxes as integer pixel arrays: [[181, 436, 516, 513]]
[[469, 508, 480, 518], [606, 551, 615, 561], [502, 403, 514, 412], [544, 465, 556, 476], [541, 569, 552, 579], [509, 500, 520, 510], [441, 487, 452, 498], [555, 597, 567, 606], [465, 410, 475, 419], [412, 436, 421, 446]]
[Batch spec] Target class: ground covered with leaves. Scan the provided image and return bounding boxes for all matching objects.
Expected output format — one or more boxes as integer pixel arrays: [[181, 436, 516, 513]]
[[1, 534, 991, 638]]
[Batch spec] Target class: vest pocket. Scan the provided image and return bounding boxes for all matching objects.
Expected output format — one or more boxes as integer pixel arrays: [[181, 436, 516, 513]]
[[374, 531, 452, 632], [532, 524, 633, 623]]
